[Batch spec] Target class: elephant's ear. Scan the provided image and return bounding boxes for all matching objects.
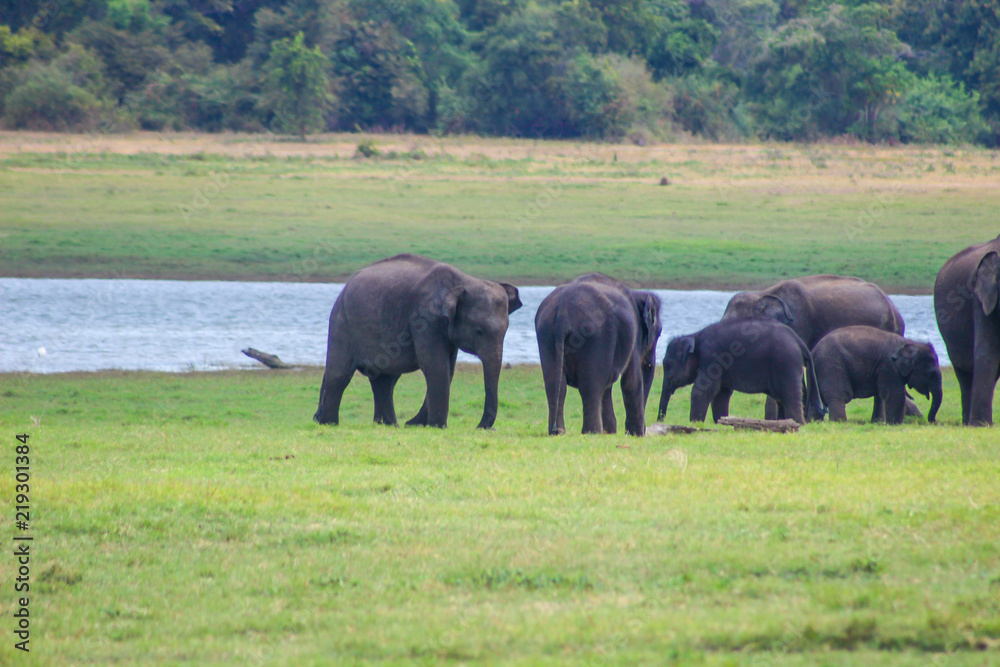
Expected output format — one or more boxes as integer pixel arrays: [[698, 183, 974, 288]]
[[500, 283, 522, 314], [637, 293, 661, 350], [440, 285, 465, 320], [975, 251, 1000, 316], [682, 335, 696, 357], [890, 343, 915, 378], [755, 295, 794, 324]]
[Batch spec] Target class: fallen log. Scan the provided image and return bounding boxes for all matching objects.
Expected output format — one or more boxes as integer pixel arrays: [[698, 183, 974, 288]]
[[646, 423, 718, 435], [717, 417, 800, 433], [242, 348, 295, 369]]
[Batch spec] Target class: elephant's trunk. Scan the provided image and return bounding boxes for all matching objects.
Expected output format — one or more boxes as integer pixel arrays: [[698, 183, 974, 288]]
[[477, 349, 503, 430], [657, 382, 673, 421], [928, 378, 943, 424]]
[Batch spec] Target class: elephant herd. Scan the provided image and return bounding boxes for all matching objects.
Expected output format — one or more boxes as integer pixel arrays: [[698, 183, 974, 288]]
[[314, 235, 1000, 434]]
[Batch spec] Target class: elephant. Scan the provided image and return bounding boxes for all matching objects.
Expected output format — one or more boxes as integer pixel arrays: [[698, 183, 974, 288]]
[[722, 274, 913, 418], [314, 254, 522, 429], [658, 317, 825, 425], [534, 273, 661, 436], [808, 326, 942, 424], [934, 234, 1000, 425]]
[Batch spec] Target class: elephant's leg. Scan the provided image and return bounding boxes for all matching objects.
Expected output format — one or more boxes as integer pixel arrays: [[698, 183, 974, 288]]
[[369, 374, 401, 426], [763, 396, 779, 420], [710, 388, 733, 423], [408, 348, 457, 426], [903, 395, 923, 418], [315, 362, 355, 425], [601, 389, 617, 434], [689, 375, 715, 423], [579, 383, 605, 434], [954, 366, 973, 425], [882, 388, 906, 425], [871, 395, 886, 423], [619, 361, 646, 436], [540, 342, 567, 435], [969, 316, 1000, 426], [827, 399, 848, 422], [969, 357, 999, 426], [577, 353, 611, 434], [776, 376, 805, 425]]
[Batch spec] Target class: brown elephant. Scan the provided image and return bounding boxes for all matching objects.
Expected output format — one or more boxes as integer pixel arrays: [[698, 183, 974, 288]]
[[934, 234, 1000, 425], [534, 273, 661, 436], [809, 326, 942, 424], [722, 274, 913, 418], [314, 254, 521, 429]]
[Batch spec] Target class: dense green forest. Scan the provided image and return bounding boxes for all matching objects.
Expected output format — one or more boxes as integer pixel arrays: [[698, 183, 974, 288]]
[[1, 0, 997, 144]]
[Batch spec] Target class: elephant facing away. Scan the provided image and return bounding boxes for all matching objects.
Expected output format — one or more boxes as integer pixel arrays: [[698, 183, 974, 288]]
[[534, 273, 661, 436], [658, 317, 826, 425], [314, 254, 522, 429], [935, 234, 1000, 425], [808, 326, 942, 424], [723, 274, 911, 418]]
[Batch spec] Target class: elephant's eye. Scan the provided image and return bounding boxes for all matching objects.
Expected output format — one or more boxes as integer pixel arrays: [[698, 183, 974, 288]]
[[475, 327, 484, 336]]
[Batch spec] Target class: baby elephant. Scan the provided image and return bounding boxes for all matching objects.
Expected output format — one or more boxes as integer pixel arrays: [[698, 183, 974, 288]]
[[535, 273, 662, 436], [809, 326, 942, 424], [658, 318, 825, 425]]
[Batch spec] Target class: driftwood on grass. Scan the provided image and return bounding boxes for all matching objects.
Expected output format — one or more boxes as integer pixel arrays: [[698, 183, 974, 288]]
[[717, 417, 800, 433], [646, 423, 718, 435], [242, 348, 295, 369]]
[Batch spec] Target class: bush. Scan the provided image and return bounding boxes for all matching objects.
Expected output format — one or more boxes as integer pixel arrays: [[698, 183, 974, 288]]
[[896, 75, 988, 145], [668, 73, 753, 140], [2, 45, 110, 130]]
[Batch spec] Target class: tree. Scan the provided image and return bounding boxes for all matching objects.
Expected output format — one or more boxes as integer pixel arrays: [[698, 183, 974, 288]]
[[260, 31, 332, 139]]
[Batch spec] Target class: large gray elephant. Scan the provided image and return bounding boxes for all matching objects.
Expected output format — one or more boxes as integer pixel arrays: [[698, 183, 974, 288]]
[[934, 234, 1000, 425], [534, 274, 661, 436], [722, 274, 910, 418], [658, 318, 825, 425], [809, 326, 942, 424], [314, 254, 521, 429]]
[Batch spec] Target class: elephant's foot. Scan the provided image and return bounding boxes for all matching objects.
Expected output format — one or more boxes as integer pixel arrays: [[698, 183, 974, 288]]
[[313, 410, 338, 425]]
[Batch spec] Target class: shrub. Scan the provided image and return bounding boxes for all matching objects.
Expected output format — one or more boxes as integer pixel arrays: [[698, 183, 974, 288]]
[[2, 45, 110, 130], [896, 75, 988, 145]]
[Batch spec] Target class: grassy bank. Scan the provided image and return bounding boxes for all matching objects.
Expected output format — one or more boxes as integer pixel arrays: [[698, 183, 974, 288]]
[[1, 365, 997, 665], [1, 133, 998, 291]]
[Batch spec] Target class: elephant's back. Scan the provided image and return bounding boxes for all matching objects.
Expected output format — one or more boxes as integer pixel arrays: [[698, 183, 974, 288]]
[[793, 277, 903, 339], [536, 281, 633, 336], [813, 325, 902, 358]]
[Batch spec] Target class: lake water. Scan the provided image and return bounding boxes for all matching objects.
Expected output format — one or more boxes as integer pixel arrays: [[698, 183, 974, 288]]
[[0, 278, 946, 373]]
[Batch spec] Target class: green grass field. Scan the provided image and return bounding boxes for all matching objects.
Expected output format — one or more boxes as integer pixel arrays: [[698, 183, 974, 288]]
[[1, 365, 998, 665], [1, 133, 999, 291], [2, 132, 999, 664]]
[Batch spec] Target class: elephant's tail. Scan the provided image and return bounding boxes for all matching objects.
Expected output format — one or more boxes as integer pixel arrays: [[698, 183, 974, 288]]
[[798, 336, 827, 421], [542, 322, 569, 435]]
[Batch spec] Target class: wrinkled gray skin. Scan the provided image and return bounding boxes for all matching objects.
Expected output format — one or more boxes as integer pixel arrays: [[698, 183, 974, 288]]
[[808, 326, 942, 424], [934, 234, 1000, 426], [314, 254, 522, 429], [535, 273, 661, 436], [722, 274, 916, 418], [658, 318, 825, 425]]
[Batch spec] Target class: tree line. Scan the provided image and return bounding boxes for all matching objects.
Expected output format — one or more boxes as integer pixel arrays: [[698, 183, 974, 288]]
[[1, 0, 997, 145]]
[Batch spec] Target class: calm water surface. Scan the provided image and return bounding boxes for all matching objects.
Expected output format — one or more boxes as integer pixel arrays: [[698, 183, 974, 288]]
[[0, 279, 946, 373]]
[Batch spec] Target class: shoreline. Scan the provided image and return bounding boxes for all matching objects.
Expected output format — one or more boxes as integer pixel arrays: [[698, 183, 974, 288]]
[[0, 272, 936, 295]]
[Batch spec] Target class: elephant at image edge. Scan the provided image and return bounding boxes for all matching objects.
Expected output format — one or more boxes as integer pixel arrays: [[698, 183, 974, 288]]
[[314, 254, 522, 429], [808, 326, 942, 424], [534, 273, 661, 436], [658, 317, 826, 425], [934, 234, 1000, 426], [722, 274, 914, 418]]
